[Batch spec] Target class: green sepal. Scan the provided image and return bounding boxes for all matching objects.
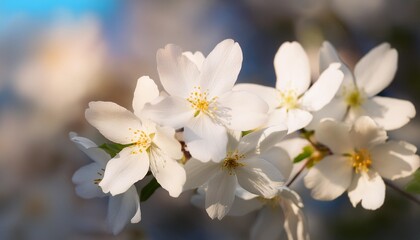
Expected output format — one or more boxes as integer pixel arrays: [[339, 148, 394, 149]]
[[140, 177, 161, 202], [99, 143, 129, 158], [241, 130, 254, 137], [405, 169, 420, 194], [293, 145, 314, 163]]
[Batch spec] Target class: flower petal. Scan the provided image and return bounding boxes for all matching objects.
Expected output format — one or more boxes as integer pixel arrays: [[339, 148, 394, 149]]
[[286, 108, 313, 134], [199, 39, 243, 97], [132, 76, 159, 116], [228, 196, 264, 216], [350, 116, 387, 149], [304, 155, 353, 200], [153, 126, 183, 160], [85, 101, 142, 144], [233, 83, 280, 112], [72, 163, 106, 199], [237, 125, 286, 156], [319, 41, 354, 87], [217, 91, 268, 131], [305, 97, 348, 130], [143, 96, 194, 129], [282, 197, 310, 240], [183, 51, 205, 70], [260, 146, 293, 181], [315, 119, 353, 154], [99, 146, 149, 195], [183, 158, 219, 190], [347, 171, 385, 210], [69, 132, 110, 166], [362, 96, 415, 130], [354, 43, 398, 97], [236, 157, 284, 198], [107, 186, 141, 235], [156, 44, 199, 97], [184, 115, 227, 162], [251, 206, 284, 240], [149, 147, 186, 197], [205, 171, 238, 220], [299, 63, 343, 112], [371, 141, 420, 180], [274, 42, 310, 95]]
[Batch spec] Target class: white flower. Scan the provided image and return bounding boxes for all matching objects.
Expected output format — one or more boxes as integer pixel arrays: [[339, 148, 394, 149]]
[[85, 76, 186, 197], [304, 116, 420, 210], [70, 132, 140, 235], [308, 41, 415, 130], [191, 186, 309, 240], [143, 39, 268, 162], [183, 126, 289, 219], [234, 41, 343, 134]]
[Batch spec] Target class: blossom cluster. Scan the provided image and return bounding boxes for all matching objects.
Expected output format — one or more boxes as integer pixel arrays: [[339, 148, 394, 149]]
[[71, 39, 419, 239]]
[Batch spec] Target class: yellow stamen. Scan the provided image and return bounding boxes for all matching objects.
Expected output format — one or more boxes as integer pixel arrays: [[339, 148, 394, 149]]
[[187, 86, 217, 117], [345, 90, 364, 108], [222, 151, 245, 174], [278, 90, 298, 110], [351, 148, 372, 173]]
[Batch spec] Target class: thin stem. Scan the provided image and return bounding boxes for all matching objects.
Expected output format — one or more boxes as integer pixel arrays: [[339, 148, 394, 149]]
[[385, 180, 420, 206], [287, 160, 308, 187]]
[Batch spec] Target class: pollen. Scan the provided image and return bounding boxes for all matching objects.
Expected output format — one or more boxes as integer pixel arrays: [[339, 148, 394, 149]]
[[222, 151, 245, 174], [130, 130, 154, 154], [93, 168, 105, 185], [351, 148, 372, 173], [345, 90, 364, 108], [278, 90, 298, 110], [187, 86, 217, 117]]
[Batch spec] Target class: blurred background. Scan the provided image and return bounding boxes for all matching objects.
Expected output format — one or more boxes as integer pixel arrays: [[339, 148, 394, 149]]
[[0, 0, 419, 239]]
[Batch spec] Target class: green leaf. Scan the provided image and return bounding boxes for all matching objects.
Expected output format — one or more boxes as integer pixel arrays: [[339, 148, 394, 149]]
[[405, 169, 420, 194], [98, 143, 128, 158], [293, 145, 313, 163], [140, 177, 161, 202], [241, 130, 253, 137]]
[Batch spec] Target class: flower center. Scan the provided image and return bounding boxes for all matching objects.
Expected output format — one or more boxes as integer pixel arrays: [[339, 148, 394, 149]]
[[351, 148, 372, 173], [345, 90, 364, 108], [129, 129, 154, 154], [278, 90, 298, 110], [187, 86, 218, 117], [222, 151, 245, 174]]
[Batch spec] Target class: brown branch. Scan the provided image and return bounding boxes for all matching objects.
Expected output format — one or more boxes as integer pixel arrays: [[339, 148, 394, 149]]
[[384, 180, 420, 206]]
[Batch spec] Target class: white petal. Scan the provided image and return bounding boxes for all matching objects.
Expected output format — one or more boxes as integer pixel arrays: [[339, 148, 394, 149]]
[[251, 207, 284, 240], [286, 108, 313, 134], [229, 196, 264, 216], [156, 44, 199, 97], [184, 116, 227, 162], [371, 141, 420, 180], [237, 125, 287, 156], [69, 132, 110, 165], [183, 158, 219, 190], [99, 146, 149, 195], [304, 155, 353, 200], [266, 108, 288, 129], [233, 83, 280, 112], [183, 51, 205, 70], [199, 39, 243, 97], [217, 91, 268, 131], [236, 157, 284, 198], [347, 171, 385, 210], [235, 186, 259, 200], [143, 96, 194, 129], [314, 119, 353, 154], [350, 116, 387, 149], [107, 186, 141, 235], [354, 43, 398, 97], [274, 42, 310, 95], [149, 147, 186, 197], [362, 96, 415, 130], [306, 97, 348, 130], [132, 76, 159, 116], [282, 198, 310, 240], [85, 101, 142, 144], [278, 187, 304, 208], [319, 41, 354, 87], [300, 63, 344, 112], [153, 126, 183, 160], [205, 171, 238, 220], [72, 163, 107, 199], [260, 146, 293, 181]]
